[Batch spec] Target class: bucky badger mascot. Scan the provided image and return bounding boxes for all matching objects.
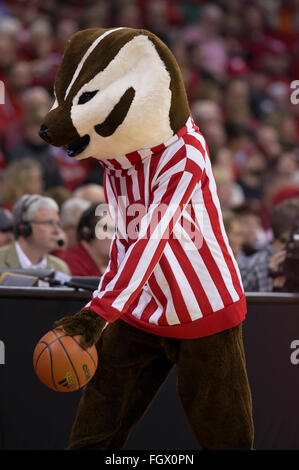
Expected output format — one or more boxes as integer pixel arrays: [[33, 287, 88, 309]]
[[40, 27, 254, 450]]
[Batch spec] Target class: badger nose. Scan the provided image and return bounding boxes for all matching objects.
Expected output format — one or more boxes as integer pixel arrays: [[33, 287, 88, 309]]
[[38, 124, 53, 144]]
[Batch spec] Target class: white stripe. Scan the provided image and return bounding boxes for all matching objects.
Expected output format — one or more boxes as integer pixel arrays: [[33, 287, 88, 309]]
[[138, 148, 152, 159], [105, 175, 118, 222], [164, 134, 177, 147], [151, 263, 180, 325], [106, 173, 128, 241], [131, 288, 154, 320], [143, 159, 150, 205], [108, 175, 118, 201], [148, 307, 163, 325], [132, 173, 140, 200], [152, 139, 184, 188], [49, 98, 58, 111], [115, 236, 126, 269], [64, 27, 125, 100], [186, 116, 194, 132], [185, 143, 205, 171]]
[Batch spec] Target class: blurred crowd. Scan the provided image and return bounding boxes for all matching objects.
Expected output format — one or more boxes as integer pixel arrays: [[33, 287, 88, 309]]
[[0, 0, 299, 292]]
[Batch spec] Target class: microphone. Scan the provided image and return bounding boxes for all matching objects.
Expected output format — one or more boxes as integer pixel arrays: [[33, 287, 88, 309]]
[[57, 239, 65, 247]]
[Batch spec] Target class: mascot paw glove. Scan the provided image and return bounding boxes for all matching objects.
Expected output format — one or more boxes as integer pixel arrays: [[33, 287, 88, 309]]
[[53, 308, 106, 349]]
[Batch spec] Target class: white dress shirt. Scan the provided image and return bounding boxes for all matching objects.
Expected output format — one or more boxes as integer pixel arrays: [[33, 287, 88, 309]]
[[15, 241, 47, 270]]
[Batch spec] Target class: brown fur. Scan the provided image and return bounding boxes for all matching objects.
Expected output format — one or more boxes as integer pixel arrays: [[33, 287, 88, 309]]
[[53, 309, 106, 349], [67, 320, 254, 450]]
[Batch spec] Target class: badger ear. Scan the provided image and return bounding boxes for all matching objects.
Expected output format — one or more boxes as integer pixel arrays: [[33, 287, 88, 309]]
[[54, 28, 105, 104]]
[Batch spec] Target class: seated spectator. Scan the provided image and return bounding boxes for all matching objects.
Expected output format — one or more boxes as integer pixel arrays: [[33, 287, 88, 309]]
[[239, 199, 299, 292], [222, 211, 245, 264], [1, 86, 53, 154], [43, 186, 72, 209], [0, 194, 70, 274], [213, 166, 244, 211], [73, 183, 105, 203], [233, 202, 267, 255], [237, 151, 266, 202], [0, 208, 14, 247], [57, 203, 114, 277], [60, 197, 91, 248], [1, 158, 43, 209], [256, 125, 281, 165], [6, 109, 63, 190]]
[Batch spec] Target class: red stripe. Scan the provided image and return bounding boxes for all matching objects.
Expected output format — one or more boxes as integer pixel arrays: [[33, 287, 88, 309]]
[[103, 171, 108, 204], [125, 173, 134, 203], [149, 150, 162, 185], [177, 124, 187, 138], [109, 158, 123, 170], [140, 296, 160, 322], [155, 145, 186, 179], [199, 238, 233, 304], [113, 175, 122, 196], [126, 151, 143, 167], [185, 159, 204, 180], [151, 142, 166, 155], [137, 164, 145, 202], [98, 237, 119, 292], [183, 134, 206, 159], [159, 254, 192, 324]]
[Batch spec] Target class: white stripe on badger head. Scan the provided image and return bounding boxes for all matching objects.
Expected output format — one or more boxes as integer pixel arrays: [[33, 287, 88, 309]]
[[50, 98, 58, 111], [64, 27, 125, 100]]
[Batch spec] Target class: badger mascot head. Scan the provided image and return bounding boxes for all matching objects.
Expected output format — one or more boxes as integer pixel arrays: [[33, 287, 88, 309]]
[[39, 27, 190, 159]]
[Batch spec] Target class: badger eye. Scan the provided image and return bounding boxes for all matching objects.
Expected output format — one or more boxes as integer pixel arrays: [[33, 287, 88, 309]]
[[78, 90, 98, 105]]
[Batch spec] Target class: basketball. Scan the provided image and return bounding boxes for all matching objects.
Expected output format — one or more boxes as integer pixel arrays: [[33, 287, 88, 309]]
[[33, 328, 98, 392]]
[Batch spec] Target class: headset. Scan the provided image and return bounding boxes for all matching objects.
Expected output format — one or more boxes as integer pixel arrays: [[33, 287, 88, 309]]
[[77, 203, 98, 242], [15, 195, 41, 239]]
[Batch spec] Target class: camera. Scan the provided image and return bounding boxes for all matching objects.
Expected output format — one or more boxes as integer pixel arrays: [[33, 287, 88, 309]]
[[282, 219, 299, 292]]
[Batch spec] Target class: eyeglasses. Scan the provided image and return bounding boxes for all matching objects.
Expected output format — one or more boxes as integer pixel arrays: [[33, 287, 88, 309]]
[[30, 220, 62, 229]]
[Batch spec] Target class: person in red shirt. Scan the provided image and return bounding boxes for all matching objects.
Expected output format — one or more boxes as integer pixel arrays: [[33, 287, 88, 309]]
[[57, 202, 114, 277]]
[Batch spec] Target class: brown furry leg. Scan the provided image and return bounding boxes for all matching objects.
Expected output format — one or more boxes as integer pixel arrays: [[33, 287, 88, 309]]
[[177, 323, 254, 450], [67, 319, 173, 450]]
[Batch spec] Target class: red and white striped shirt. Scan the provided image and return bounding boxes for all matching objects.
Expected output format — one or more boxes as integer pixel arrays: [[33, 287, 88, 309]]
[[84, 116, 246, 338]]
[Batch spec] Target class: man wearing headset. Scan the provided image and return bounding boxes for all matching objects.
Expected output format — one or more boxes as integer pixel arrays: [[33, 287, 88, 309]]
[[0, 194, 70, 274], [56, 202, 115, 277]]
